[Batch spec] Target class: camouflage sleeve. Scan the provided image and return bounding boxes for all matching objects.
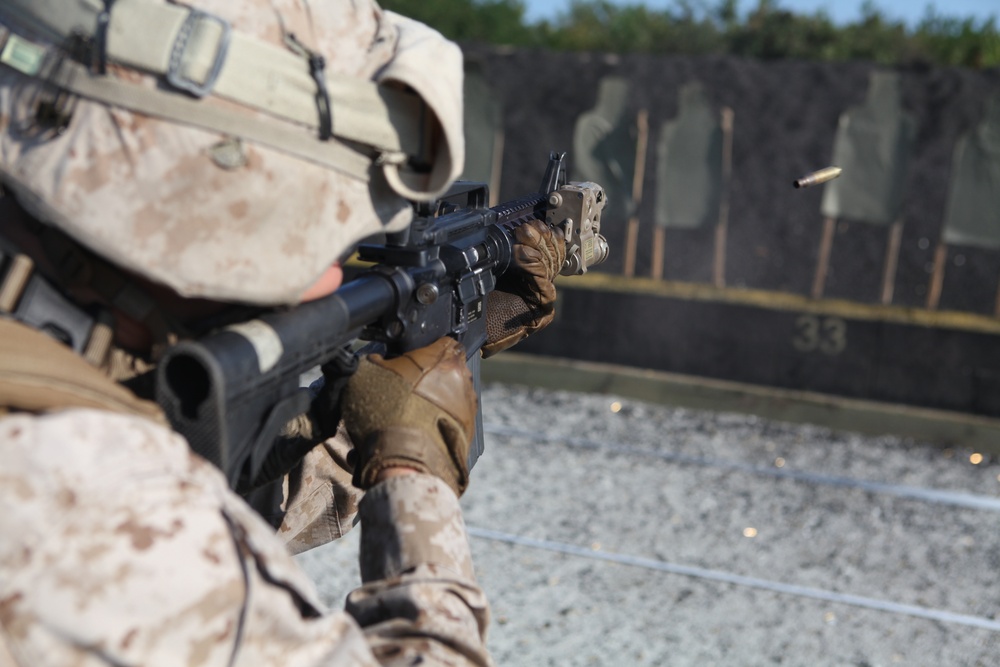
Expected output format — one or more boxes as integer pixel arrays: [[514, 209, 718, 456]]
[[346, 474, 493, 667], [270, 428, 365, 555], [0, 410, 491, 666]]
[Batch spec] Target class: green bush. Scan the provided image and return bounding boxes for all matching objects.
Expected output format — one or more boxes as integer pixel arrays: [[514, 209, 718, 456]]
[[378, 0, 1000, 68]]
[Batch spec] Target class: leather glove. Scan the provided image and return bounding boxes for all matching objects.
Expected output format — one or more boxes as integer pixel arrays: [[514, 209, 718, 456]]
[[482, 219, 566, 358], [341, 337, 476, 496]]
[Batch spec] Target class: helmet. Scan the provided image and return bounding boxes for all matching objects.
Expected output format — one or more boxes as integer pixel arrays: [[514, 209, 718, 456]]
[[0, 0, 463, 305]]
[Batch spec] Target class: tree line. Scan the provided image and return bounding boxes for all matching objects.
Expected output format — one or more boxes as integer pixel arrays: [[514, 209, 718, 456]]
[[380, 0, 1000, 68]]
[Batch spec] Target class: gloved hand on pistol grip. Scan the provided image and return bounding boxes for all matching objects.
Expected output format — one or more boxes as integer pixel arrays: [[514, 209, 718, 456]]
[[340, 337, 476, 497], [482, 219, 566, 358]]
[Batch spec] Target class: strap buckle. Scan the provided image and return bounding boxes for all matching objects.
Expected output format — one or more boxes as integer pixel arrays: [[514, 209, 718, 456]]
[[0, 253, 34, 314], [167, 9, 231, 98]]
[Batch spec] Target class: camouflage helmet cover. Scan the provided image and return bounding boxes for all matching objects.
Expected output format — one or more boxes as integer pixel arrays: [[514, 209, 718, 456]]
[[0, 0, 464, 305]]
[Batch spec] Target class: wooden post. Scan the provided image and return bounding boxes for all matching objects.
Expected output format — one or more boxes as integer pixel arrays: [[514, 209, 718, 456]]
[[926, 242, 948, 310], [811, 216, 837, 299], [880, 218, 904, 305], [652, 226, 666, 280], [994, 272, 1000, 317], [623, 220, 640, 278], [713, 220, 728, 288], [623, 109, 649, 278], [714, 107, 734, 289], [488, 128, 505, 207]]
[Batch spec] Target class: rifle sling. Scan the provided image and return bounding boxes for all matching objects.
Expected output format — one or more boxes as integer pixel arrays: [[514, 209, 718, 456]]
[[0, 318, 166, 423]]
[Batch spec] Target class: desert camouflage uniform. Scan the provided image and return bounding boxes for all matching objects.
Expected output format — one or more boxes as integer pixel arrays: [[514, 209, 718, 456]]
[[0, 320, 492, 666]]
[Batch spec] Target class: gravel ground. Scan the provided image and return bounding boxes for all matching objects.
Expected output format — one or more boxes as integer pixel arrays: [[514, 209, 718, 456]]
[[296, 383, 1000, 666]]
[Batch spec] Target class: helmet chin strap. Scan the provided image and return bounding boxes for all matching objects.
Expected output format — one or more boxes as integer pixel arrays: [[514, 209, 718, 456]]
[[0, 190, 191, 366], [0, 223, 261, 373], [0, 241, 115, 366]]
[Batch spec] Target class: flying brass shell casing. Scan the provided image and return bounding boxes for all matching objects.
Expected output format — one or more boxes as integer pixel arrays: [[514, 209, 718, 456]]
[[793, 166, 843, 189]]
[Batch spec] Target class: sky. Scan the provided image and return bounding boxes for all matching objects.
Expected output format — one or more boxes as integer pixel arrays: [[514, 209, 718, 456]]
[[521, 0, 999, 29]]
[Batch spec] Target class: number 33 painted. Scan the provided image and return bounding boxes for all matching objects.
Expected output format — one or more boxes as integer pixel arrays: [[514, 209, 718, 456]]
[[793, 315, 847, 355]]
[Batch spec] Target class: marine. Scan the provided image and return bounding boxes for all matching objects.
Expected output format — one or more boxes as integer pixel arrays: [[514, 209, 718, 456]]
[[0, 1, 565, 664]]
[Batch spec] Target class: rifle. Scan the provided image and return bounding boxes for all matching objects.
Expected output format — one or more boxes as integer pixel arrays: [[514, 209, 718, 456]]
[[154, 152, 609, 489]]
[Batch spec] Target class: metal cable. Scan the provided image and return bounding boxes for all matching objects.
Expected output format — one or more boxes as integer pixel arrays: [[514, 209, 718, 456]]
[[484, 424, 1000, 512], [468, 526, 1000, 632]]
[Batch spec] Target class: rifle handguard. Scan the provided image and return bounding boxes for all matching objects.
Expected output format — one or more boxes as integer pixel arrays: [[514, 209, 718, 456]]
[[482, 220, 565, 358]]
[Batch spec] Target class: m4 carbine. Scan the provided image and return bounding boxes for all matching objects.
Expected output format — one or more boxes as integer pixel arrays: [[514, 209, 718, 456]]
[[155, 152, 609, 489]]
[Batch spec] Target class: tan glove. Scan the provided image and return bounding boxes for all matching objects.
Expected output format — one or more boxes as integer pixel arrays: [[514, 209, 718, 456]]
[[482, 219, 566, 358], [341, 337, 476, 496]]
